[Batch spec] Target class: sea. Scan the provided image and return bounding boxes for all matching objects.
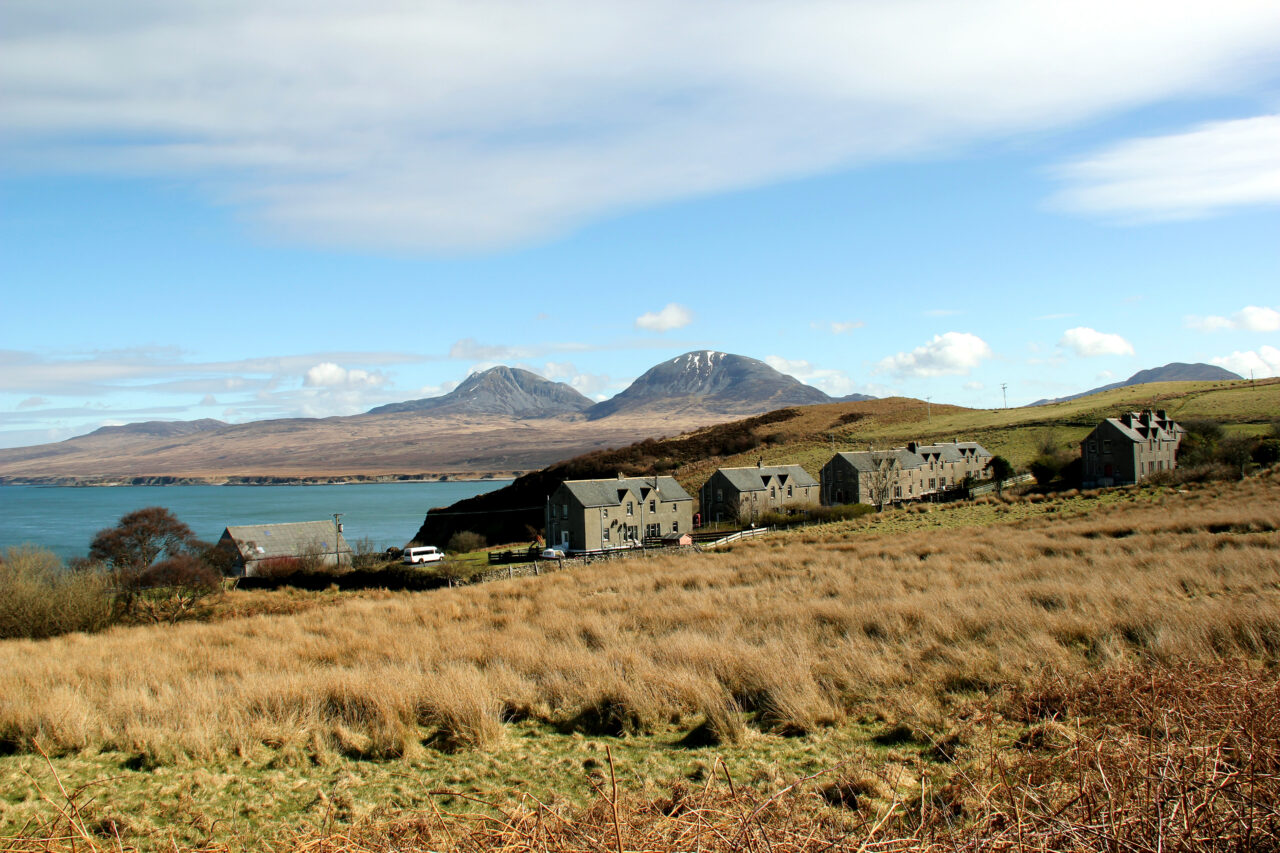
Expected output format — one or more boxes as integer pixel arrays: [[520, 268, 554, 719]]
[[0, 480, 512, 563]]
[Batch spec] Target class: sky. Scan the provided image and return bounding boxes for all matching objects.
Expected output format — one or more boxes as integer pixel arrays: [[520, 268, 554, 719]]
[[2, 1, 1279, 449]]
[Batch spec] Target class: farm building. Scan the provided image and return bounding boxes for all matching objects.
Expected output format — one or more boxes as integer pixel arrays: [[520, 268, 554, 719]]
[[699, 461, 819, 524], [1081, 410, 1184, 487], [545, 474, 693, 553], [217, 520, 353, 577]]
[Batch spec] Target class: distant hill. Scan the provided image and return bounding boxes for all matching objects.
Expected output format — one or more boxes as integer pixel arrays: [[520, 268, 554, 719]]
[[85, 419, 229, 438], [368, 366, 593, 417], [1032, 363, 1242, 406], [587, 351, 832, 419]]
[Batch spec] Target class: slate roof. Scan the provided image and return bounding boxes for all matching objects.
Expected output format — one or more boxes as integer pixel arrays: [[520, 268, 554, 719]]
[[1096, 412, 1183, 445], [560, 476, 692, 508], [914, 442, 992, 462], [833, 449, 923, 472], [714, 464, 818, 492], [221, 520, 353, 562]]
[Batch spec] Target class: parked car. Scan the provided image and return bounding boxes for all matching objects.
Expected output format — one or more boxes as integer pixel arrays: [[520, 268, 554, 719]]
[[403, 545, 444, 564], [540, 548, 566, 559]]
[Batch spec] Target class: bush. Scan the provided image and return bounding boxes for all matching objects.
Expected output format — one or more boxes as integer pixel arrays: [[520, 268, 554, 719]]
[[447, 531, 487, 554], [0, 546, 119, 639]]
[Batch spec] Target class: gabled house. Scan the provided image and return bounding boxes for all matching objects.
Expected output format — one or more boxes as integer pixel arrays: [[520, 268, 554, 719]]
[[820, 440, 992, 507], [544, 475, 693, 553], [699, 461, 820, 523], [1081, 410, 1183, 487], [217, 520, 352, 577]]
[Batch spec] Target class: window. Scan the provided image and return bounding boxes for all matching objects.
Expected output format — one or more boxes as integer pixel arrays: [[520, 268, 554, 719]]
[[716, 489, 723, 502], [894, 486, 902, 498], [561, 504, 568, 518], [770, 486, 776, 499], [1102, 439, 1112, 454], [602, 528, 610, 543], [1089, 441, 1097, 453], [627, 501, 634, 516], [602, 508, 608, 518], [672, 520, 679, 532], [929, 478, 936, 489], [649, 499, 656, 512], [787, 485, 793, 498]]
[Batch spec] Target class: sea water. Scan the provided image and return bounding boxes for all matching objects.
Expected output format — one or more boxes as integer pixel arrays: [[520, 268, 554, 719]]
[[0, 480, 512, 562]]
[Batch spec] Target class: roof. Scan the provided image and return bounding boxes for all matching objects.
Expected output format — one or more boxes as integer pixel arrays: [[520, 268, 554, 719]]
[[712, 464, 818, 492], [831, 449, 923, 472], [1088, 411, 1183, 445], [220, 520, 353, 561], [913, 442, 992, 462], [558, 476, 693, 508]]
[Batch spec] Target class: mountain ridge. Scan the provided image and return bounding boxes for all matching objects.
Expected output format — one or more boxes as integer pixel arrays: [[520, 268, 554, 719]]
[[368, 366, 593, 417], [1032, 362, 1242, 406]]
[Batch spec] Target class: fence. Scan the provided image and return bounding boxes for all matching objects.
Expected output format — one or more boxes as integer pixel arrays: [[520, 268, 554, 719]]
[[969, 472, 1035, 496]]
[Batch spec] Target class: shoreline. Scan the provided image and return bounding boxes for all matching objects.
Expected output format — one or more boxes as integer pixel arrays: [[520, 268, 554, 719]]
[[0, 473, 519, 487]]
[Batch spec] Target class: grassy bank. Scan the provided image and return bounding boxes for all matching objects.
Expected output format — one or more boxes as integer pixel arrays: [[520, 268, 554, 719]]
[[1, 472, 1277, 849]]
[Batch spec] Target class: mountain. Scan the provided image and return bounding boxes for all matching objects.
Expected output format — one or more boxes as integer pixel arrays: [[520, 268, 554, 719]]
[[1032, 362, 1242, 406], [368, 366, 593, 417], [586, 351, 832, 420]]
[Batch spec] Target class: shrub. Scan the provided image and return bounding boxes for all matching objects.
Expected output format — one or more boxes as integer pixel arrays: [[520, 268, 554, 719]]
[[0, 546, 118, 640], [447, 530, 487, 554]]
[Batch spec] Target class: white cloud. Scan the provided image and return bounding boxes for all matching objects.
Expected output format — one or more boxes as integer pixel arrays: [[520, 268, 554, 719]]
[[875, 332, 993, 378], [3, 2, 1280, 250], [1187, 305, 1280, 333], [538, 361, 615, 397], [1212, 345, 1280, 378], [1059, 327, 1135, 357], [1096, 370, 1116, 381], [765, 355, 864, 397], [635, 303, 693, 333], [199, 394, 218, 406], [303, 362, 387, 388], [16, 396, 48, 409], [1051, 114, 1280, 221]]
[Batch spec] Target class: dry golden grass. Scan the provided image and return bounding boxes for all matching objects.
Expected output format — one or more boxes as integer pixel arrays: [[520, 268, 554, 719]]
[[1, 475, 1277, 768]]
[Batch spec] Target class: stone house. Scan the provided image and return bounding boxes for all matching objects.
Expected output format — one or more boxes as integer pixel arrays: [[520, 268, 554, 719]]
[[698, 461, 820, 524], [544, 475, 693, 553], [1080, 410, 1183, 487], [217, 520, 352, 577], [820, 440, 992, 506]]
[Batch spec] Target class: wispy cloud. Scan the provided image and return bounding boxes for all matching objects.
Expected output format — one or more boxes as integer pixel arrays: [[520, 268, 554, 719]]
[[1059, 327, 1135, 357], [1050, 114, 1280, 221], [811, 320, 865, 335], [876, 332, 993, 378], [3, 2, 1279, 250], [1186, 305, 1280, 333], [764, 355, 866, 397]]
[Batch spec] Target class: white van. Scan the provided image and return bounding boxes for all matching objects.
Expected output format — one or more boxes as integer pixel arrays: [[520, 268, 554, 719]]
[[403, 545, 444, 564]]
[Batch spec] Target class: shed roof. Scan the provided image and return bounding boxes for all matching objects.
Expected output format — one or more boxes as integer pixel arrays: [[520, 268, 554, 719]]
[[559, 476, 692, 508], [221, 520, 352, 562]]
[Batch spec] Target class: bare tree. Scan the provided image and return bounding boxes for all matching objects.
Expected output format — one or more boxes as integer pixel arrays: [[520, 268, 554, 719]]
[[864, 448, 899, 511]]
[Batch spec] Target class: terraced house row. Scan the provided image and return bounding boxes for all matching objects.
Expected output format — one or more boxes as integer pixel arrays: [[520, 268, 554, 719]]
[[544, 440, 994, 552]]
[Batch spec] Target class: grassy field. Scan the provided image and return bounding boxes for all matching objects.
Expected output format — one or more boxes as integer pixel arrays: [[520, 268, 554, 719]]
[[668, 377, 1280, 491], [2, 468, 1278, 850]]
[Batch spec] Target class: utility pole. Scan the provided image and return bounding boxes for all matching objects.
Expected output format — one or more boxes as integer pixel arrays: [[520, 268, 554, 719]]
[[332, 513, 344, 569], [925, 396, 932, 421], [1000, 383, 1008, 410]]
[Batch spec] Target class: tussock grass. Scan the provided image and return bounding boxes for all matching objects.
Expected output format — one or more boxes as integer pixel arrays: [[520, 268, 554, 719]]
[[0, 547, 117, 640], [1, 477, 1278, 765]]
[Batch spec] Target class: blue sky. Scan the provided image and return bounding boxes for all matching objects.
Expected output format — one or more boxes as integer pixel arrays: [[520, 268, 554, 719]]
[[2, 1, 1279, 449]]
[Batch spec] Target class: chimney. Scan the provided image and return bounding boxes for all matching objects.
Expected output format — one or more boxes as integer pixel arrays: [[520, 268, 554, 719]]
[[756, 458, 763, 468], [617, 472, 624, 479], [907, 441, 918, 453]]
